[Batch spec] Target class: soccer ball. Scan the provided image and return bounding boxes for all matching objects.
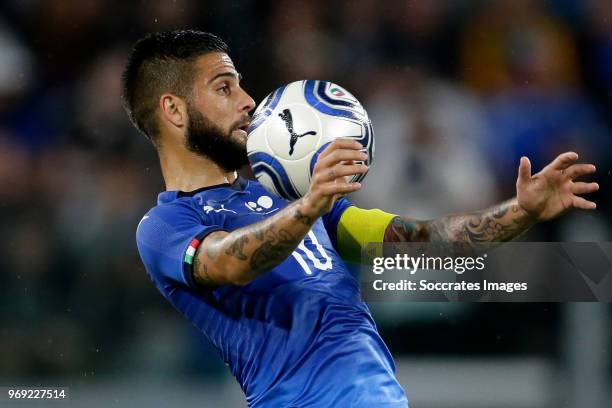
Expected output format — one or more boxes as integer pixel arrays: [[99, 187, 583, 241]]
[[246, 80, 374, 200]]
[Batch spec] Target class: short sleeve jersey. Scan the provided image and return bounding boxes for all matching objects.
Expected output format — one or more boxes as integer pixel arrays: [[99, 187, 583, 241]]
[[136, 176, 408, 408]]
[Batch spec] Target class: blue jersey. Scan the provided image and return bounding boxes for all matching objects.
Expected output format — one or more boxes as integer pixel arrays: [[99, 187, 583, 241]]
[[136, 176, 408, 407]]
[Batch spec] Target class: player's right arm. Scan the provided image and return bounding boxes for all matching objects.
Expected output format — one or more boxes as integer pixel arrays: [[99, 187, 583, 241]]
[[192, 139, 368, 287]]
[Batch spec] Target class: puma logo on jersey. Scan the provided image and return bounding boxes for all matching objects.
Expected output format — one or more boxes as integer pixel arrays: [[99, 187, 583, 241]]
[[203, 204, 237, 214]]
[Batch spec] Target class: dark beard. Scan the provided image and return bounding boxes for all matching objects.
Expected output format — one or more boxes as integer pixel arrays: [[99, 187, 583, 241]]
[[184, 105, 249, 172]]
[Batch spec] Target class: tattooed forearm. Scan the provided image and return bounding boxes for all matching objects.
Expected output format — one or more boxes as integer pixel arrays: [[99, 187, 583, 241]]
[[294, 209, 314, 226], [225, 235, 249, 260], [385, 199, 536, 245], [250, 228, 297, 271], [383, 217, 429, 242], [448, 200, 534, 243], [238, 211, 304, 278], [195, 199, 319, 286]]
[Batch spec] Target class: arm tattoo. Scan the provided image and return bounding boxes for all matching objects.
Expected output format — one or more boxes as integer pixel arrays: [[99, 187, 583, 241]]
[[202, 200, 315, 284], [250, 228, 296, 271], [254, 229, 265, 241], [294, 209, 314, 226], [455, 202, 532, 243], [193, 247, 215, 286], [385, 199, 535, 245], [225, 235, 249, 260], [383, 217, 429, 242]]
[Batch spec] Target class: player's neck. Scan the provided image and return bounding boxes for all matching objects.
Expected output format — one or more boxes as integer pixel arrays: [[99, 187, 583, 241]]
[[158, 145, 237, 192]]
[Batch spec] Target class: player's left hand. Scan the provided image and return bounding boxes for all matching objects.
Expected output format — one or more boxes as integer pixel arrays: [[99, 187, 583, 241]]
[[516, 152, 599, 222]]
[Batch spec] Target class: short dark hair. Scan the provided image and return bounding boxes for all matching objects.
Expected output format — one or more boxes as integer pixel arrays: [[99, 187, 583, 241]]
[[121, 30, 229, 144]]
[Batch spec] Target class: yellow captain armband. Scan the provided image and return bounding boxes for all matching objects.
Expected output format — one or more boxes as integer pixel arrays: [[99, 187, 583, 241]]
[[336, 206, 397, 263]]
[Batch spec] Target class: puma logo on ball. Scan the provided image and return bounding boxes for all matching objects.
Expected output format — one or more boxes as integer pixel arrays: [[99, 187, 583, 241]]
[[278, 109, 317, 156]]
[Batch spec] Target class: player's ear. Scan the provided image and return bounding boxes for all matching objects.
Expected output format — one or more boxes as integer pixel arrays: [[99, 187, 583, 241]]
[[159, 93, 187, 129]]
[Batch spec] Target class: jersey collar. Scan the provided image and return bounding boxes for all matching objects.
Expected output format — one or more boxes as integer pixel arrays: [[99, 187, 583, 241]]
[[157, 176, 248, 204]]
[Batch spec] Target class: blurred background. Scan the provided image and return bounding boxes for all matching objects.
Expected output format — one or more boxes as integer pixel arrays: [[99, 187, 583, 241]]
[[0, 0, 610, 407]]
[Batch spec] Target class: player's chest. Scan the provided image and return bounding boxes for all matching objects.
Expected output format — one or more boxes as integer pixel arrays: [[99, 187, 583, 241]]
[[196, 191, 288, 229]]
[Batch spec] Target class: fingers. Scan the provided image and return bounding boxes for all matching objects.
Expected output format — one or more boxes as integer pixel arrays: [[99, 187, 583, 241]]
[[517, 156, 532, 183], [317, 163, 369, 183], [572, 196, 597, 210], [316, 149, 367, 170], [564, 163, 597, 179], [318, 180, 362, 196], [309, 139, 367, 202], [548, 151, 579, 170], [318, 138, 363, 161], [571, 181, 599, 195], [570, 180, 599, 211]]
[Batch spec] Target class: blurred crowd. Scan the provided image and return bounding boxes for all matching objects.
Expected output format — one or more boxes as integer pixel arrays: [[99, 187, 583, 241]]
[[0, 0, 610, 382]]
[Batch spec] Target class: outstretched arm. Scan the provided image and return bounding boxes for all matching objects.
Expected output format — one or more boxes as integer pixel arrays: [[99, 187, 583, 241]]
[[384, 152, 599, 245], [384, 198, 534, 243]]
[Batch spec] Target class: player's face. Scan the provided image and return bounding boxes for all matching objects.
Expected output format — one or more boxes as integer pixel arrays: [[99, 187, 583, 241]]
[[185, 52, 256, 171]]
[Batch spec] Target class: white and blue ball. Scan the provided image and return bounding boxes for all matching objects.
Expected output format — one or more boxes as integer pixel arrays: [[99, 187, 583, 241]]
[[246, 80, 374, 200]]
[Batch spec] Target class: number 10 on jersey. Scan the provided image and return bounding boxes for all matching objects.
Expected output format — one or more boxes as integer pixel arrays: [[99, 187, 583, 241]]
[[291, 231, 333, 274]]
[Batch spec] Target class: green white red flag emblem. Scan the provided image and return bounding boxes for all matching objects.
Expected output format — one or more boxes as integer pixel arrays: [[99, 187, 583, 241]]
[[184, 238, 201, 265], [330, 87, 345, 97]]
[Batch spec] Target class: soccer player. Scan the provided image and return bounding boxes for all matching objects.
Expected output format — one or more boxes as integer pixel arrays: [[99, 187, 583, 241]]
[[121, 30, 599, 407]]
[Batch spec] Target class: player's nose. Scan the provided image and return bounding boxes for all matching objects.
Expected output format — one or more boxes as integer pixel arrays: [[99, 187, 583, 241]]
[[238, 87, 256, 113]]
